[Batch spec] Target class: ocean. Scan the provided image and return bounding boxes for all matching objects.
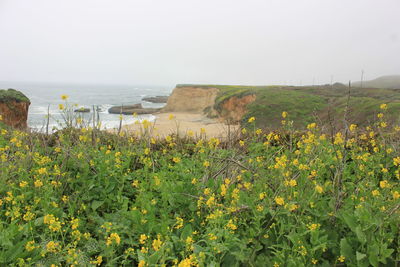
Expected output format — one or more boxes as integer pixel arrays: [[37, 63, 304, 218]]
[[0, 81, 172, 132]]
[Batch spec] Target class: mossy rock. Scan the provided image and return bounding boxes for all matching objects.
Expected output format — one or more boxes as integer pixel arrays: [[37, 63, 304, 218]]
[[0, 89, 30, 103]]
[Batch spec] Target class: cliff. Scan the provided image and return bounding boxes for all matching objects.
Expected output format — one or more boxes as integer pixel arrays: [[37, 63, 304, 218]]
[[0, 89, 30, 129], [163, 85, 257, 124], [163, 85, 219, 113]]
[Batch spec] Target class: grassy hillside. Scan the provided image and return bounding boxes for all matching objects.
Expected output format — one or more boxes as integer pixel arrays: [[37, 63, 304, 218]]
[[195, 84, 400, 129], [353, 75, 400, 89], [0, 104, 399, 266]]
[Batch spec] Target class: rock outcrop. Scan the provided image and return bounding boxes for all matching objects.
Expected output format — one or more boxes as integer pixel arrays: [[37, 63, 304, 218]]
[[142, 96, 168, 103], [108, 104, 161, 115], [0, 89, 30, 129], [163, 86, 219, 113]]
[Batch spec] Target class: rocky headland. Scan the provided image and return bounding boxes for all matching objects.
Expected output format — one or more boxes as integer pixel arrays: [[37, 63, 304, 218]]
[[0, 89, 30, 129]]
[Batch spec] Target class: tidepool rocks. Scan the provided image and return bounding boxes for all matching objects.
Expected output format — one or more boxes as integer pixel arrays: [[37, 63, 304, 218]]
[[142, 96, 168, 103], [108, 104, 161, 115], [0, 89, 30, 129]]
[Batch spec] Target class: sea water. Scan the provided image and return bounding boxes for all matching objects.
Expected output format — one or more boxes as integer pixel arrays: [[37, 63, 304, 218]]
[[0, 81, 171, 132]]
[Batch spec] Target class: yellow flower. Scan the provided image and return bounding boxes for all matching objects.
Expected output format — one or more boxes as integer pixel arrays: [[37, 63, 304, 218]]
[[275, 196, 285, 206], [315, 185, 324, 194], [392, 191, 400, 200], [349, 124, 357, 132], [152, 237, 162, 251], [282, 111, 288, 118], [175, 217, 184, 229], [338, 255, 345, 262], [259, 192, 266, 200], [172, 157, 181, 163], [61, 94, 69, 100], [372, 189, 380, 197], [226, 219, 237, 231], [380, 103, 387, 110], [34, 180, 43, 188], [203, 161, 210, 167], [106, 233, 121, 246], [379, 180, 389, 188], [139, 234, 148, 244], [307, 123, 317, 130], [90, 256, 103, 266], [19, 181, 28, 188], [248, 117, 255, 123], [25, 241, 36, 251], [46, 241, 60, 253], [58, 104, 64, 110], [308, 223, 320, 231], [168, 114, 175, 120], [138, 260, 146, 267]]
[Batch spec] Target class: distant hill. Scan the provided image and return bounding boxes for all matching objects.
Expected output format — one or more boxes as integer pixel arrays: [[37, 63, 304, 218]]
[[353, 75, 400, 89]]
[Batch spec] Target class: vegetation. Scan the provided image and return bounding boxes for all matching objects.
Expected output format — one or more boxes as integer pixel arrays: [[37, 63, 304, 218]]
[[0, 89, 30, 103], [0, 96, 399, 266], [178, 83, 400, 129], [353, 75, 400, 89]]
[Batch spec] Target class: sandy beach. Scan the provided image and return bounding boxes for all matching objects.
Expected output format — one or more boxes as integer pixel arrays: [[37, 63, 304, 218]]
[[122, 112, 239, 139]]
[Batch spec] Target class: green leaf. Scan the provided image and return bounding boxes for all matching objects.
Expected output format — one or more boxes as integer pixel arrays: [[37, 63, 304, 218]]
[[340, 238, 354, 261], [91, 200, 104, 211], [356, 251, 366, 261], [180, 224, 193, 240], [355, 226, 367, 244], [342, 212, 357, 232]]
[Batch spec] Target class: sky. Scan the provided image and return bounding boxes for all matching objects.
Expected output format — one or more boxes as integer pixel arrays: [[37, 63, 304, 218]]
[[0, 0, 399, 87]]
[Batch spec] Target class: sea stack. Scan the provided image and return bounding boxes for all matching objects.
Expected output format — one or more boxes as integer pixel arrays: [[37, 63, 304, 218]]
[[0, 89, 30, 129]]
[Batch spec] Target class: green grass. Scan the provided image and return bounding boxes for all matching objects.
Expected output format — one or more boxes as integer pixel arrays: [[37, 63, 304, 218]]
[[0, 89, 30, 103], [177, 84, 400, 128]]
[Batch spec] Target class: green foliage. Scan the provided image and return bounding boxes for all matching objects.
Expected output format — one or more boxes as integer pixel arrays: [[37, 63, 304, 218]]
[[0, 89, 30, 103], [0, 103, 400, 266]]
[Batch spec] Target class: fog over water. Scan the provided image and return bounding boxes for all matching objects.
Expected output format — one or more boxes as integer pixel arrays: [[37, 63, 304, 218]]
[[0, 0, 399, 86]]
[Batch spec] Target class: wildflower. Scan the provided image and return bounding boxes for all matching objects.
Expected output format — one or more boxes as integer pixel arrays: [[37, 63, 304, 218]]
[[307, 123, 317, 130], [275, 196, 285, 206], [175, 217, 184, 229], [152, 236, 162, 251], [372, 189, 380, 196], [168, 114, 175, 120], [106, 233, 121, 246], [282, 111, 288, 118], [172, 157, 181, 163], [380, 103, 387, 110], [380, 122, 387, 128], [58, 104, 64, 110], [46, 241, 60, 253], [61, 94, 69, 100], [34, 180, 43, 188], [208, 233, 217, 240], [338, 255, 345, 263], [239, 140, 245, 146], [90, 256, 103, 266], [25, 241, 36, 251], [259, 192, 266, 200], [226, 219, 237, 231], [393, 191, 400, 200], [139, 234, 148, 244], [248, 117, 255, 123], [377, 113, 384, 118], [203, 161, 210, 167], [349, 124, 357, 132], [19, 181, 28, 188], [138, 260, 146, 267], [380, 180, 389, 188], [308, 223, 320, 231], [315, 185, 324, 194], [284, 179, 297, 187]]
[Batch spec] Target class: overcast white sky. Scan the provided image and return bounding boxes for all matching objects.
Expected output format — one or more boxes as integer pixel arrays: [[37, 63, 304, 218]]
[[0, 0, 399, 86]]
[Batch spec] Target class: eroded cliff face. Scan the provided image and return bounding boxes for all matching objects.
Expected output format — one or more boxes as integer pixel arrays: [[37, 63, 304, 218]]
[[0, 89, 30, 129], [163, 85, 256, 125], [217, 94, 256, 124], [163, 86, 219, 113]]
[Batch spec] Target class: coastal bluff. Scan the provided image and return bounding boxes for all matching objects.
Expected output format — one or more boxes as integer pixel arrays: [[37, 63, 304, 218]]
[[163, 85, 256, 124], [0, 89, 30, 129]]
